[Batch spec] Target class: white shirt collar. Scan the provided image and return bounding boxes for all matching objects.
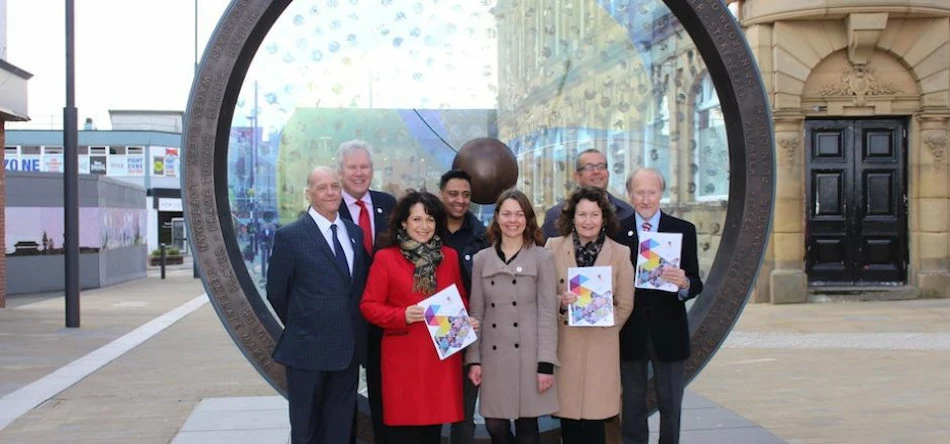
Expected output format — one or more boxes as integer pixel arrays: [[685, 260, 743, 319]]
[[308, 206, 342, 233], [342, 190, 372, 209]]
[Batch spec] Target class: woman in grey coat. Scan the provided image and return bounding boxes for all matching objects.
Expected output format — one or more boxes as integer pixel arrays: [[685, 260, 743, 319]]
[[466, 190, 559, 444]]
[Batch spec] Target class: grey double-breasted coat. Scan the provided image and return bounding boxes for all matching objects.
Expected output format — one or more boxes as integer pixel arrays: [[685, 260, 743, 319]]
[[465, 243, 560, 419]]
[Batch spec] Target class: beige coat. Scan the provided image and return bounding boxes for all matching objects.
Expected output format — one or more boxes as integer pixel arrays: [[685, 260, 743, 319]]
[[545, 236, 634, 420], [465, 244, 560, 419]]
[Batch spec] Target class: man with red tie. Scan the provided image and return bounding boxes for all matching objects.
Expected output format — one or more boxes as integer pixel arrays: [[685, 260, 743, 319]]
[[336, 140, 396, 444]]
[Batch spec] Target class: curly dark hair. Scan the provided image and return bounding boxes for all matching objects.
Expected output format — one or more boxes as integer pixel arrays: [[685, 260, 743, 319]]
[[554, 186, 620, 238], [378, 189, 447, 248], [487, 189, 543, 246]]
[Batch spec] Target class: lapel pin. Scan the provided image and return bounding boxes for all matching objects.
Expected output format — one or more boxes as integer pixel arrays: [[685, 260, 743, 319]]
[[628, 230, 634, 237], [376, 207, 383, 214], [351, 238, 356, 244]]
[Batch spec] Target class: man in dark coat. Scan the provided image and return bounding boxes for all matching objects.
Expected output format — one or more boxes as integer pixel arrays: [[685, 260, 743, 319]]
[[618, 167, 703, 444], [540, 148, 634, 241], [438, 169, 489, 444]]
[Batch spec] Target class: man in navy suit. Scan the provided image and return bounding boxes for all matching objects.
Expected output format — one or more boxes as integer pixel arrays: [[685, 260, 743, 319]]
[[335, 140, 396, 444], [267, 166, 369, 444], [618, 167, 703, 444]]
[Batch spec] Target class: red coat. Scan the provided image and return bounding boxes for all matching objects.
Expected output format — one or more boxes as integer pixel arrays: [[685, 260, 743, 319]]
[[360, 246, 467, 426]]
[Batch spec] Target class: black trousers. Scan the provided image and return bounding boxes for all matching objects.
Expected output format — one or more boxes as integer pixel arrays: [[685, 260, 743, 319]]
[[559, 418, 605, 444], [620, 333, 686, 444], [449, 363, 479, 444], [286, 359, 358, 444], [388, 424, 442, 444]]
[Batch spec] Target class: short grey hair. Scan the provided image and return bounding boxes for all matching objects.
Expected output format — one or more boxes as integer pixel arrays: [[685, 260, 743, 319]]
[[574, 148, 606, 171], [336, 139, 375, 169], [625, 167, 666, 193]]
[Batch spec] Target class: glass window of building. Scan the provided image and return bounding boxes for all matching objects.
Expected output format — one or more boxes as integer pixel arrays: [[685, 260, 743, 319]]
[[693, 73, 727, 201]]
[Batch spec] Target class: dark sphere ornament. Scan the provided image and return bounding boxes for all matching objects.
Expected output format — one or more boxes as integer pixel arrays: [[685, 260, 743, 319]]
[[452, 138, 519, 204]]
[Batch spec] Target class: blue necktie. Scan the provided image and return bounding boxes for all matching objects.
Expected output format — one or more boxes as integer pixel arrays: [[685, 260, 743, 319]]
[[330, 225, 350, 278]]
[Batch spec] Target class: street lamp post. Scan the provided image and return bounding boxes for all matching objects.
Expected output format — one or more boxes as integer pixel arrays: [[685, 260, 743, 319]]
[[64, 0, 80, 328]]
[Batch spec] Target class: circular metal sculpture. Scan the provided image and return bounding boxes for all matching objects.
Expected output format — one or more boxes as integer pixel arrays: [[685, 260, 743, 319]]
[[183, 0, 774, 441], [453, 138, 519, 204]]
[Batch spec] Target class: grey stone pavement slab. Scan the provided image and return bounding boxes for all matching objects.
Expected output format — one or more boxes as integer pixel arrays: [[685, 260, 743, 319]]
[[168, 391, 782, 444], [2, 268, 950, 443]]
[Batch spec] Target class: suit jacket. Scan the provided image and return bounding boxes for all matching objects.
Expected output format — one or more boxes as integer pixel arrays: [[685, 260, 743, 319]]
[[339, 190, 396, 252], [541, 191, 635, 241], [266, 213, 369, 371], [618, 211, 703, 362]]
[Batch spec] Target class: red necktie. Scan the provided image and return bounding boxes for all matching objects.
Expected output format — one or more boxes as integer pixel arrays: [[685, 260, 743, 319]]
[[642, 222, 652, 232], [355, 200, 373, 254]]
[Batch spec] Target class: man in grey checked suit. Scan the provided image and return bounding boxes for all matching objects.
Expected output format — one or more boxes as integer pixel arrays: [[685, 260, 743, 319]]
[[267, 166, 369, 444]]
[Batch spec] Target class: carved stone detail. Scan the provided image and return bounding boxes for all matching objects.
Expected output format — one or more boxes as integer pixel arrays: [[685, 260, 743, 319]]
[[817, 62, 900, 105], [924, 132, 948, 164], [777, 134, 801, 164]]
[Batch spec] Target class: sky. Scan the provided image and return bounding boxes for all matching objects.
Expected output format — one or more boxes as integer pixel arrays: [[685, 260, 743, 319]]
[[6, 0, 231, 130], [5, 0, 500, 133]]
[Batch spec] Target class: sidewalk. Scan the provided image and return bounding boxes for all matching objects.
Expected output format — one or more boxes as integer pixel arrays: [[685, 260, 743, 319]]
[[1, 274, 949, 443]]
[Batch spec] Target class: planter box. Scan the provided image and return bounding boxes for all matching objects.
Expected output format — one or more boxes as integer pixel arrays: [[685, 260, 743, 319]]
[[150, 255, 184, 266], [5, 245, 148, 295]]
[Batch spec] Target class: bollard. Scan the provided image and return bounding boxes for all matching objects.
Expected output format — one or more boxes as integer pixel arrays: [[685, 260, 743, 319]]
[[160, 243, 167, 280], [193, 259, 200, 279]]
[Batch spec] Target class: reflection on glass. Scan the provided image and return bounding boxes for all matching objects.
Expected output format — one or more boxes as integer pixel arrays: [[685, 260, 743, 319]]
[[227, 0, 729, 294]]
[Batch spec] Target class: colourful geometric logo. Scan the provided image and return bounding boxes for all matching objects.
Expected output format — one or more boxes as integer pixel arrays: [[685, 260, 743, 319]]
[[640, 238, 663, 270], [424, 305, 473, 355], [567, 269, 612, 325]]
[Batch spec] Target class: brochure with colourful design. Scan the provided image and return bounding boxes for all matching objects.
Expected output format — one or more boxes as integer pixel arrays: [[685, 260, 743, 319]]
[[417, 284, 477, 360], [635, 231, 683, 292], [567, 266, 614, 327]]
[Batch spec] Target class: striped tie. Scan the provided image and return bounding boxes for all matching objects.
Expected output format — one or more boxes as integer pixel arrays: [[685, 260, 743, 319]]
[[642, 222, 652, 232]]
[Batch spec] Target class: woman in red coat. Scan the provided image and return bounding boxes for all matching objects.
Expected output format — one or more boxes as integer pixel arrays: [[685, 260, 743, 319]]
[[361, 190, 471, 444]]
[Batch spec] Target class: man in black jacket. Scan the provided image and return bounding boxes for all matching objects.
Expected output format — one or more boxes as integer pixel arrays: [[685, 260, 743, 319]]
[[438, 169, 489, 444], [618, 167, 703, 444], [540, 148, 634, 241]]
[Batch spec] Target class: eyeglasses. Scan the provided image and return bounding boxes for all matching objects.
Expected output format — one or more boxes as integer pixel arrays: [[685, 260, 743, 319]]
[[577, 162, 608, 172]]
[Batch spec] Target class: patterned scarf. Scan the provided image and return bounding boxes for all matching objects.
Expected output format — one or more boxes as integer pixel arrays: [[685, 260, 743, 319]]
[[572, 230, 606, 268], [397, 229, 444, 296]]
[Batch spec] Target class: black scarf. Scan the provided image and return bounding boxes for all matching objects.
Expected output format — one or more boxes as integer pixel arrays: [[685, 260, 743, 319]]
[[397, 229, 444, 296], [572, 230, 605, 268]]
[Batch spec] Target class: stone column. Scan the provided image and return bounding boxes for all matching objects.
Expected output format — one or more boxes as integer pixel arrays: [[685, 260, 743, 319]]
[[769, 114, 808, 303], [915, 113, 950, 297]]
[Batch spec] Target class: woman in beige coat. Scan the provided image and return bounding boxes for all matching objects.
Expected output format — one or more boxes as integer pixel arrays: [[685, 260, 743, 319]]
[[467, 190, 559, 444], [545, 187, 634, 444]]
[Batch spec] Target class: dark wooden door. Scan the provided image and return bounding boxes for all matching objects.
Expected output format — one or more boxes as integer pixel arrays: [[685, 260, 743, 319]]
[[805, 119, 907, 286]]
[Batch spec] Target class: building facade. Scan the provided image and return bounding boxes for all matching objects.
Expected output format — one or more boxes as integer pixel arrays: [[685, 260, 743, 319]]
[[0, 0, 32, 307], [494, 0, 950, 303], [5, 126, 183, 254], [733, 0, 950, 302], [496, 0, 729, 291]]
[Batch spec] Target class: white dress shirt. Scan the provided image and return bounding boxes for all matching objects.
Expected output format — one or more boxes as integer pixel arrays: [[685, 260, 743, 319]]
[[308, 207, 354, 274], [342, 191, 376, 244]]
